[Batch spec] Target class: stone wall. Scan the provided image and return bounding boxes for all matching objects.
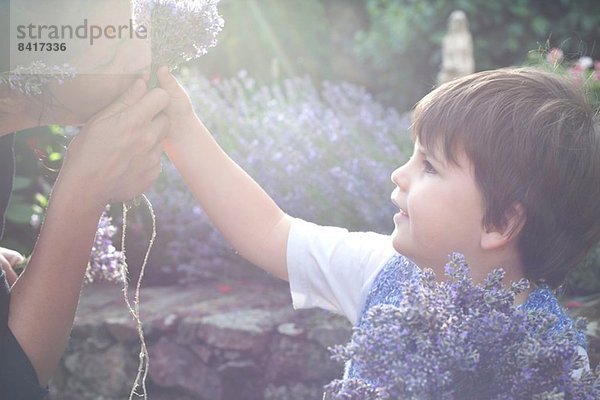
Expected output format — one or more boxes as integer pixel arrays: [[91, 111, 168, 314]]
[[49, 279, 351, 400]]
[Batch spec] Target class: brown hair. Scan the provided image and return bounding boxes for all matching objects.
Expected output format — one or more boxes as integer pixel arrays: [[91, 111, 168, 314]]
[[412, 67, 600, 288]]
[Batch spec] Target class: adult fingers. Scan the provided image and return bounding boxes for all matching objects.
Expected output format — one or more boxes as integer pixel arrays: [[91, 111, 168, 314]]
[[100, 78, 147, 116], [128, 88, 170, 124], [0, 255, 19, 286], [150, 113, 171, 142], [125, 113, 170, 156], [0, 247, 25, 267]]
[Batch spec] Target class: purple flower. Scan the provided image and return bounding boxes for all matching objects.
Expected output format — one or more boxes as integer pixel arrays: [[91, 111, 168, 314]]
[[0, 61, 76, 96], [85, 206, 125, 284], [132, 0, 224, 69], [324, 254, 600, 399]]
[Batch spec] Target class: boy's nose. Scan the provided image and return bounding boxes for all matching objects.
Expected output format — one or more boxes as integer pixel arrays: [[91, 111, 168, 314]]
[[391, 166, 409, 192]]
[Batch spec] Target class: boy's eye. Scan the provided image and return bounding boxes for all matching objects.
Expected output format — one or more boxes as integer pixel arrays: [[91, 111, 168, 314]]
[[423, 160, 437, 174]]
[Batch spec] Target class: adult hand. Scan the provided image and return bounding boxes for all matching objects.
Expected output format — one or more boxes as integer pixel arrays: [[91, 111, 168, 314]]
[[59, 78, 171, 210], [0, 247, 25, 286]]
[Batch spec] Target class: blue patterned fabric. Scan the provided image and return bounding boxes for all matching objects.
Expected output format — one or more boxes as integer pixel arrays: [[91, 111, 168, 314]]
[[347, 254, 588, 379]]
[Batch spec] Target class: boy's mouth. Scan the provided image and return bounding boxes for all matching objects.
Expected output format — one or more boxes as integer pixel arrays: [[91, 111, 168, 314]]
[[399, 208, 409, 217]]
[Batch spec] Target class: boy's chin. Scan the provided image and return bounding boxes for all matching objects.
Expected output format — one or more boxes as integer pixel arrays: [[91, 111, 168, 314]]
[[390, 233, 409, 256]]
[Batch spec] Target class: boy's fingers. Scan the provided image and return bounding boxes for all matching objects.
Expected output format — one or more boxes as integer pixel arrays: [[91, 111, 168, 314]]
[[157, 66, 186, 96], [157, 66, 174, 89]]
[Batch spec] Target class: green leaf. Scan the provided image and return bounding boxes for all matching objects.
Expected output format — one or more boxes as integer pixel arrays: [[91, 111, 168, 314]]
[[49, 125, 64, 135], [34, 193, 48, 208], [48, 152, 63, 162]]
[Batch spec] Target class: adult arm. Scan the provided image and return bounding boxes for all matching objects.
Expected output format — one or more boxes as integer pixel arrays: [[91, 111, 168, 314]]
[[7, 79, 170, 385]]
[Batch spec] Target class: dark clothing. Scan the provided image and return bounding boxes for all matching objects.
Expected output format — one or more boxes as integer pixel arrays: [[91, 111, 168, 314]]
[[0, 133, 49, 399], [0, 133, 15, 240]]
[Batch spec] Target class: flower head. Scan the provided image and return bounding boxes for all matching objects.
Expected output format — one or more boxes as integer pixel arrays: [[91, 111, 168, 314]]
[[132, 0, 224, 70], [577, 56, 594, 70], [85, 206, 126, 284], [0, 61, 76, 96]]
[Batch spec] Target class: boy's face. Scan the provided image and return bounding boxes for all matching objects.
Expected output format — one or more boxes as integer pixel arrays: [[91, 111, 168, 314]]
[[390, 139, 487, 275]]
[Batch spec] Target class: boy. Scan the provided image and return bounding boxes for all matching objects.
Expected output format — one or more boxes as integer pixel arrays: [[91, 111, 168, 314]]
[[157, 66, 599, 373]]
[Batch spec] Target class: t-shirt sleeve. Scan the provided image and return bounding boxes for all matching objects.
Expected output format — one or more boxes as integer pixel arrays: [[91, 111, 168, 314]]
[[286, 217, 396, 325]]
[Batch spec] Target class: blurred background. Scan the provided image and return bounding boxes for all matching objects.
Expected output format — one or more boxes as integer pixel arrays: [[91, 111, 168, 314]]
[[3, 1, 599, 398]]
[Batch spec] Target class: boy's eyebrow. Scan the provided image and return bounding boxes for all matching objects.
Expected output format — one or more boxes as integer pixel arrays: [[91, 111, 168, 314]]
[[420, 146, 447, 167]]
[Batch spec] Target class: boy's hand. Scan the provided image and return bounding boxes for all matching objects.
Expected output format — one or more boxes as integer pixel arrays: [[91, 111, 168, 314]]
[[0, 247, 24, 286], [59, 78, 171, 209], [156, 66, 198, 145]]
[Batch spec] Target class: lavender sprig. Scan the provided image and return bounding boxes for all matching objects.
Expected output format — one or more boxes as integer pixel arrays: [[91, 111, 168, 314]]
[[85, 206, 125, 284], [0, 61, 76, 96], [132, 0, 224, 70], [325, 253, 600, 400]]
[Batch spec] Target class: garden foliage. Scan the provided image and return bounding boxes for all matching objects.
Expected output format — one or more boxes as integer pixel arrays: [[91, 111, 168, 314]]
[[354, 0, 600, 109]]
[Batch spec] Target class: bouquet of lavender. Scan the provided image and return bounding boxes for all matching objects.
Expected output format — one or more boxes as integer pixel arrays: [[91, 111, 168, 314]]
[[325, 254, 600, 400], [132, 0, 224, 70]]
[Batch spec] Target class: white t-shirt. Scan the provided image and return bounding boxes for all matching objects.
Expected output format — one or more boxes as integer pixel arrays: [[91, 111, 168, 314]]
[[286, 217, 396, 325], [285, 217, 591, 378]]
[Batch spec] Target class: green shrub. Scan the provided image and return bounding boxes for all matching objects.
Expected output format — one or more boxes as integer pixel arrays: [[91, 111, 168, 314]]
[[354, 0, 600, 109]]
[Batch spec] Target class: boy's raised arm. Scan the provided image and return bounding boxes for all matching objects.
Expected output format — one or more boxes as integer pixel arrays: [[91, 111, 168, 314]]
[[158, 67, 292, 281]]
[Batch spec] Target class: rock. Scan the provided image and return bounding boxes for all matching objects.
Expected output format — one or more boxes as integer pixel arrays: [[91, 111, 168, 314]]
[[191, 343, 213, 364], [105, 316, 138, 343], [307, 316, 352, 350], [263, 383, 324, 400], [265, 335, 343, 383], [63, 344, 135, 398], [51, 280, 347, 399], [149, 337, 222, 399], [194, 309, 275, 352], [277, 322, 304, 337], [218, 360, 264, 400]]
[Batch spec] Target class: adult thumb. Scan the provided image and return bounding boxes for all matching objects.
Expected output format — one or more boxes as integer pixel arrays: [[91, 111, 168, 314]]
[[103, 78, 147, 115]]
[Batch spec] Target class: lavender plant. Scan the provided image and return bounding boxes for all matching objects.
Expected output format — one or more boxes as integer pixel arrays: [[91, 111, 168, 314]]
[[0, 61, 76, 96], [84, 206, 125, 284], [146, 71, 412, 283], [324, 253, 600, 400], [132, 0, 224, 70]]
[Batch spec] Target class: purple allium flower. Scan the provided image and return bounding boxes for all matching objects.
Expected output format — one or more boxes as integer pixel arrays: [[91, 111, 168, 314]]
[[85, 206, 125, 284], [0, 61, 76, 96], [324, 254, 600, 400], [132, 0, 224, 69]]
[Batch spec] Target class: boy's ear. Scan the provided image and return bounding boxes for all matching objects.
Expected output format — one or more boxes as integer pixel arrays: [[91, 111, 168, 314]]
[[480, 202, 526, 251]]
